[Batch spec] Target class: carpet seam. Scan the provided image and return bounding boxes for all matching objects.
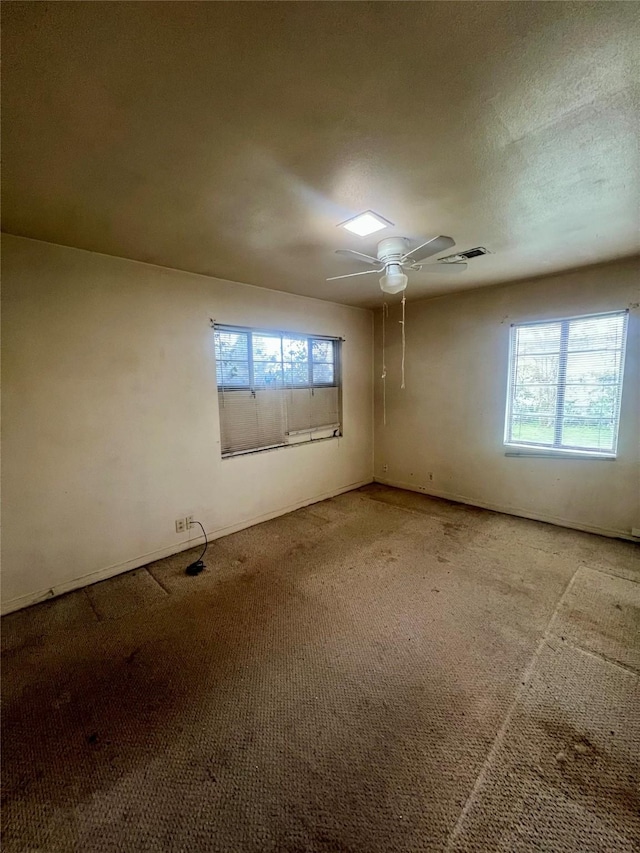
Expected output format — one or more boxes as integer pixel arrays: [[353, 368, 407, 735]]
[[444, 567, 581, 851], [146, 567, 171, 596], [83, 589, 103, 623], [543, 635, 640, 678], [580, 563, 640, 585]]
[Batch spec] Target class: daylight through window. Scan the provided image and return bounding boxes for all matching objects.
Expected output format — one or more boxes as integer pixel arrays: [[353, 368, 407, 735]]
[[214, 325, 342, 457], [505, 311, 628, 455]]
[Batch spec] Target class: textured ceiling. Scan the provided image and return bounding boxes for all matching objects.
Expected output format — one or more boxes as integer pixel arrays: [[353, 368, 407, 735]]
[[2, 2, 639, 307]]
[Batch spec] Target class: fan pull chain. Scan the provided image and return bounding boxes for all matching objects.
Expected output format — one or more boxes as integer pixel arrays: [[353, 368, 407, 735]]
[[381, 302, 389, 426], [400, 294, 406, 389]]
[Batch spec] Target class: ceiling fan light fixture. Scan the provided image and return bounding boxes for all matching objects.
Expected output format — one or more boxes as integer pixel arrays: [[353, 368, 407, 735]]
[[379, 265, 408, 294], [340, 211, 392, 237]]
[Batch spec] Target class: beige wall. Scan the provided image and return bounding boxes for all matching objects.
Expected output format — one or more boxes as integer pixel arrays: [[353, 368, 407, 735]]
[[374, 258, 640, 538], [1, 235, 373, 613], [3, 237, 637, 615]]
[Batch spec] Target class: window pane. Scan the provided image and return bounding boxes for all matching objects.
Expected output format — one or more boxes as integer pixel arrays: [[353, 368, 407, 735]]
[[312, 340, 333, 363], [219, 361, 250, 386], [284, 362, 309, 385], [252, 333, 282, 362], [514, 354, 559, 385], [215, 330, 249, 360], [313, 363, 334, 385], [565, 351, 620, 384], [253, 362, 283, 387], [283, 337, 308, 361], [561, 419, 614, 452], [568, 314, 626, 352], [509, 415, 555, 445], [564, 385, 616, 420], [513, 386, 557, 417], [515, 323, 561, 354]]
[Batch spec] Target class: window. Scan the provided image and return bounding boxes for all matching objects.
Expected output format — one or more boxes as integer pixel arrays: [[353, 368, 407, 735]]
[[214, 325, 342, 457], [505, 311, 628, 456]]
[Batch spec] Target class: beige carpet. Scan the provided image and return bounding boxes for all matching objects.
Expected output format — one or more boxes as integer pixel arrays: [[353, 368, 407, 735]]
[[2, 485, 639, 852]]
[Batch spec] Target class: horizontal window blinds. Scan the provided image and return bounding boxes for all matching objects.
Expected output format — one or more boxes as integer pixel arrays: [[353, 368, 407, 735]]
[[215, 326, 341, 457], [218, 390, 286, 456], [505, 310, 628, 454]]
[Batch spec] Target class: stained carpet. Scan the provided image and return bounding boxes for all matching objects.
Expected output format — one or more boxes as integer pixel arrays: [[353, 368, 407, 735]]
[[2, 485, 639, 852]]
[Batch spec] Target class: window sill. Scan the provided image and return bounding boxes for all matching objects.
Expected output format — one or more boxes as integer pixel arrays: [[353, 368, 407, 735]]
[[504, 444, 616, 460], [222, 433, 341, 460]]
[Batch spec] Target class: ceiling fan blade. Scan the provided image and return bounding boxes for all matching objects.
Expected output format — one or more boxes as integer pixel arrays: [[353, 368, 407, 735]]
[[335, 249, 381, 267], [402, 235, 455, 263], [326, 268, 383, 281], [417, 262, 467, 274]]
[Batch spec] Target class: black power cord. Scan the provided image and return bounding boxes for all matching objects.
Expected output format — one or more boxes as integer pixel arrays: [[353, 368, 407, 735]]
[[185, 520, 208, 575]]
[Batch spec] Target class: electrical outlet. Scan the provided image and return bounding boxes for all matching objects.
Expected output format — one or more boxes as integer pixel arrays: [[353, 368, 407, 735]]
[[383, 464, 388, 472], [175, 518, 186, 533], [186, 515, 194, 528], [428, 472, 433, 481]]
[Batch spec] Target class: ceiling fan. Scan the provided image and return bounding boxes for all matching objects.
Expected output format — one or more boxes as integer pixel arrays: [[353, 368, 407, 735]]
[[327, 235, 467, 294]]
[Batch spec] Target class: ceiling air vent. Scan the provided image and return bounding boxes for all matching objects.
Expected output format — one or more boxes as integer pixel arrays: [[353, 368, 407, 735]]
[[438, 247, 491, 263]]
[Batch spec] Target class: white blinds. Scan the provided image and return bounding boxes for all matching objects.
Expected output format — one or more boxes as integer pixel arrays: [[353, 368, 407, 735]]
[[217, 390, 286, 455], [505, 310, 628, 454], [215, 326, 341, 457]]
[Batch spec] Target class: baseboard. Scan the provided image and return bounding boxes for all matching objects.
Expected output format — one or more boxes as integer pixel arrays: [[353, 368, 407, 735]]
[[373, 476, 638, 542], [1, 478, 373, 616]]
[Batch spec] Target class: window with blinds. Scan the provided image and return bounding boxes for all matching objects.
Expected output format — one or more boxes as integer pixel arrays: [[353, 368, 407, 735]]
[[505, 310, 628, 455], [214, 325, 342, 458]]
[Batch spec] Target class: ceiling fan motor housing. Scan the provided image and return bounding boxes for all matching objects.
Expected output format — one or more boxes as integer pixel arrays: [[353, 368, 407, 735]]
[[377, 236, 409, 264]]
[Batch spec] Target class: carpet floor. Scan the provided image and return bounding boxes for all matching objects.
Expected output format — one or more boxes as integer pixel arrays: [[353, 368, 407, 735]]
[[2, 485, 639, 852]]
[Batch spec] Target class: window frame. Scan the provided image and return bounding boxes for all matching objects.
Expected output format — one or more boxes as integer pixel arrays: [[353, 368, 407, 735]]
[[504, 310, 628, 458], [214, 323, 343, 459], [214, 324, 341, 393]]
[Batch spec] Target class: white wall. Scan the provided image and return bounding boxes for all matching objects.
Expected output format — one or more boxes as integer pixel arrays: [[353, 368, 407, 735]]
[[1, 235, 373, 613], [3, 238, 637, 614], [374, 258, 640, 539]]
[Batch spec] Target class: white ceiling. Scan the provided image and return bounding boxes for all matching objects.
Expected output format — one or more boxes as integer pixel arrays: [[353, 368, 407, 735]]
[[2, 2, 639, 307]]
